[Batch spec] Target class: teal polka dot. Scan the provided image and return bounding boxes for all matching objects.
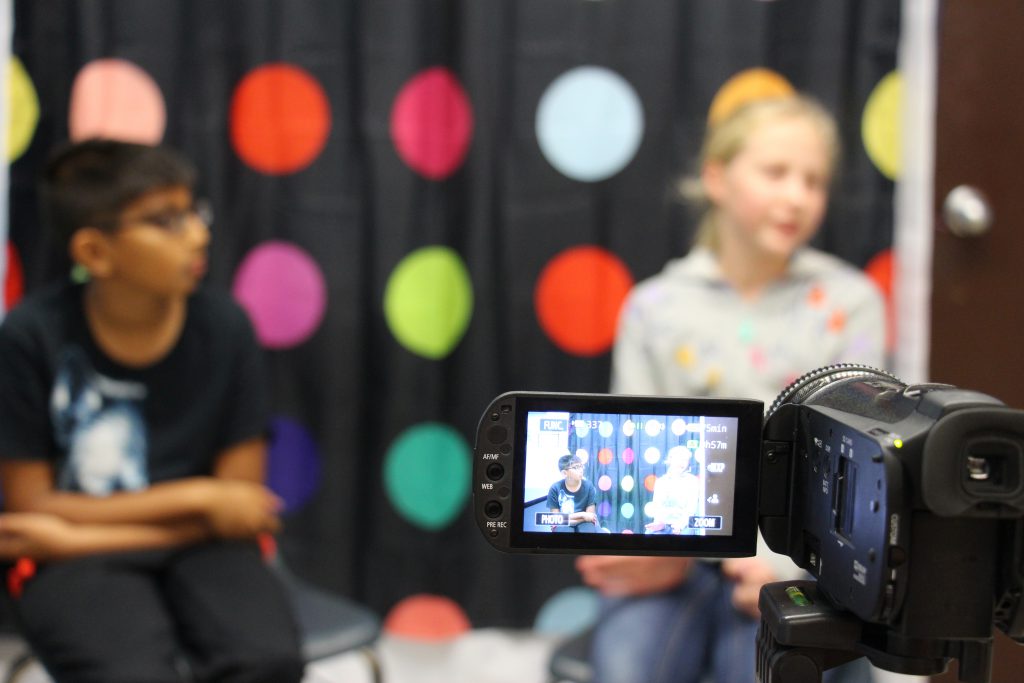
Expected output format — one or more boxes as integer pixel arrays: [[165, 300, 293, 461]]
[[384, 246, 474, 359], [384, 423, 471, 531]]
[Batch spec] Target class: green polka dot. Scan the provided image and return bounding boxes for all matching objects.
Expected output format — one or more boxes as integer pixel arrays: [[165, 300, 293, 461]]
[[384, 423, 471, 531], [739, 319, 755, 343], [384, 246, 473, 359]]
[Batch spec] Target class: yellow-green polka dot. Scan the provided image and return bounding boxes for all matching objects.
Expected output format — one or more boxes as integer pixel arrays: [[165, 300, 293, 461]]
[[862, 71, 903, 180], [6, 57, 39, 162], [384, 246, 473, 359]]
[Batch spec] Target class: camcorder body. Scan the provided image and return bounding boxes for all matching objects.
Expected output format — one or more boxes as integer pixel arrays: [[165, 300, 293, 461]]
[[472, 365, 1024, 683]]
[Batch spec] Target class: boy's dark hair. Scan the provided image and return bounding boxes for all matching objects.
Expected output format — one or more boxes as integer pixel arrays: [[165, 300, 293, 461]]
[[558, 455, 579, 472], [40, 138, 197, 247]]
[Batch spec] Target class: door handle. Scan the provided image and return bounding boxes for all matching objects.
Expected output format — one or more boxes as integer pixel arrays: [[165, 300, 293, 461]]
[[942, 185, 993, 237]]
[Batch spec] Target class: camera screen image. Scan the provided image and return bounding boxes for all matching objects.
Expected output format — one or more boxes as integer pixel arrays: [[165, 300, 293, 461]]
[[523, 410, 739, 536]]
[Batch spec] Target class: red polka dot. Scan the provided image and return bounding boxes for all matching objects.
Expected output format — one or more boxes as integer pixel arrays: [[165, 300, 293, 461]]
[[864, 248, 895, 352], [384, 594, 471, 641], [230, 63, 331, 175], [644, 474, 657, 492], [534, 246, 634, 357], [597, 448, 613, 465], [4, 243, 24, 311], [390, 67, 474, 180]]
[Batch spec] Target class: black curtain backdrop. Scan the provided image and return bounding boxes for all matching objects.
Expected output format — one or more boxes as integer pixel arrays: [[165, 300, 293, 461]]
[[6, 0, 899, 628]]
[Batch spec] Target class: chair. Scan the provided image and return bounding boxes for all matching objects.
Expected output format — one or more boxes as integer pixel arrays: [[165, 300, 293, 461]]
[[0, 547, 384, 683], [548, 627, 594, 683], [261, 536, 383, 683]]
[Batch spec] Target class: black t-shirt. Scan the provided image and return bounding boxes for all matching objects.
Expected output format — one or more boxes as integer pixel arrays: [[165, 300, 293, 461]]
[[546, 478, 598, 514], [0, 282, 269, 494]]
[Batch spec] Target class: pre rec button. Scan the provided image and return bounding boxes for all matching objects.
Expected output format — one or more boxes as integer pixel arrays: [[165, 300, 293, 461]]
[[484, 501, 503, 518]]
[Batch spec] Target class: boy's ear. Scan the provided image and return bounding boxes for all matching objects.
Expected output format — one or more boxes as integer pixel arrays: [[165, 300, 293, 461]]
[[68, 227, 115, 278], [701, 161, 727, 205]]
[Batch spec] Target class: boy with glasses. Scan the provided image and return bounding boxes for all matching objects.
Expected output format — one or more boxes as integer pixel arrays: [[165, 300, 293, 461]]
[[0, 139, 304, 682], [547, 454, 599, 533]]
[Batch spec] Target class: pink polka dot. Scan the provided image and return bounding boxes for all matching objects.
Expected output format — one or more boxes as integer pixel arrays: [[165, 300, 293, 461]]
[[597, 475, 612, 491], [232, 241, 327, 349], [621, 447, 635, 464], [390, 67, 474, 180], [384, 594, 471, 641], [69, 59, 165, 144]]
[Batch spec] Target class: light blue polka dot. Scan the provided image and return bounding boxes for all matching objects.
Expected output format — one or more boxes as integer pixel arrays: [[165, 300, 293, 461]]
[[534, 586, 601, 635], [536, 66, 644, 182]]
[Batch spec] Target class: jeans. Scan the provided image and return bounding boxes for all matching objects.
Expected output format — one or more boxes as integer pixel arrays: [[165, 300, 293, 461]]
[[588, 563, 874, 683]]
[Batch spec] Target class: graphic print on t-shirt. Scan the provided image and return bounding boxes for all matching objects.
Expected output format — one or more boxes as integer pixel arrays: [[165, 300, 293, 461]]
[[50, 347, 148, 495], [557, 487, 577, 514]]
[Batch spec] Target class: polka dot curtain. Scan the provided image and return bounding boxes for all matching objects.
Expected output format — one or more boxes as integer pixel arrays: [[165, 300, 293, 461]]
[[5, 0, 900, 631]]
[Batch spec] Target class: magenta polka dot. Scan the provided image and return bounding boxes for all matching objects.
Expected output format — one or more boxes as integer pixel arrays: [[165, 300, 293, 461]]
[[232, 241, 327, 349], [621, 447, 635, 464], [390, 67, 474, 180]]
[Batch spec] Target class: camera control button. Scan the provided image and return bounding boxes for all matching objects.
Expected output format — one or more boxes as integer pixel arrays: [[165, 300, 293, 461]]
[[486, 462, 505, 481], [484, 501, 503, 518], [888, 546, 907, 567], [487, 426, 508, 444]]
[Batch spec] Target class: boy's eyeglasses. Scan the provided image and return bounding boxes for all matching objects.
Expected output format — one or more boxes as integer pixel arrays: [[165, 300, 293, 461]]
[[566, 464, 584, 471], [121, 199, 214, 235]]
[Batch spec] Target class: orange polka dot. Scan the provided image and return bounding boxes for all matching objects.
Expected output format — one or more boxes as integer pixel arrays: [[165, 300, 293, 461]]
[[807, 285, 826, 307], [230, 63, 331, 175], [597, 448, 614, 465], [534, 246, 634, 357], [707, 68, 795, 126], [828, 309, 847, 333], [644, 474, 657, 492], [384, 594, 471, 641]]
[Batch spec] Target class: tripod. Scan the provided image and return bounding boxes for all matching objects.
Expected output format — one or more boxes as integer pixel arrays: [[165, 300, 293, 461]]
[[756, 581, 994, 683]]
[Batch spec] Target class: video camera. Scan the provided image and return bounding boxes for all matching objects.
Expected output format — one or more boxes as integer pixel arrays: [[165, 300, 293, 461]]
[[472, 364, 1024, 683]]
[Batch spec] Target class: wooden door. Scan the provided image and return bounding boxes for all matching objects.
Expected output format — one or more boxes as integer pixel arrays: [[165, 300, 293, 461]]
[[930, 1, 1024, 681]]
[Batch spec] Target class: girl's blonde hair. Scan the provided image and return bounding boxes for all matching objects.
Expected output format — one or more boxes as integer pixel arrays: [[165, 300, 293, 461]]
[[680, 94, 840, 250]]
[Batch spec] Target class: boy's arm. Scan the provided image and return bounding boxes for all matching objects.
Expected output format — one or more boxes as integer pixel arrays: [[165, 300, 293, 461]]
[[0, 447, 280, 539], [206, 436, 282, 538], [0, 513, 208, 560], [0, 459, 225, 523]]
